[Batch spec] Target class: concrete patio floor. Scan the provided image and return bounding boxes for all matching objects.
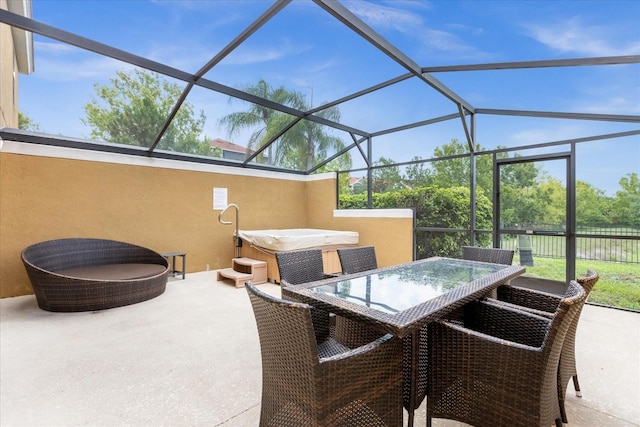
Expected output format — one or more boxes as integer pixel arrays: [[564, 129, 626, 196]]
[[1, 270, 638, 426]]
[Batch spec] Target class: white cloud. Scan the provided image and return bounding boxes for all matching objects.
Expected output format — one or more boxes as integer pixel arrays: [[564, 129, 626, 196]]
[[34, 54, 134, 82], [511, 124, 583, 145], [34, 41, 77, 55], [348, 1, 424, 32], [346, 1, 488, 59], [578, 95, 640, 115], [146, 44, 217, 73], [220, 39, 312, 66], [524, 16, 640, 56], [420, 28, 474, 53]]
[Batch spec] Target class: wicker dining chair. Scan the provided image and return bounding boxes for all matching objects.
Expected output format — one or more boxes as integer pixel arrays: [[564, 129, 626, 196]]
[[426, 280, 587, 427], [337, 246, 378, 274], [277, 249, 389, 370], [245, 282, 404, 427], [462, 246, 515, 265], [276, 249, 339, 342], [494, 269, 600, 423]]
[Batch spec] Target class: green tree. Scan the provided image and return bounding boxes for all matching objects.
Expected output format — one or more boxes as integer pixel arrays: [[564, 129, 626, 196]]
[[83, 69, 212, 155], [18, 111, 41, 131], [499, 158, 539, 189], [431, 139, 472, 188], [431, 139, 539, 197], [611, 173, 640, 227], [404, 156, 433, 188], [219, 79, 350, 172], [371, 157, 403, 193], [431, 139, 499, 194], [576, 181, 613, 226], [268, 101, 348, 171]]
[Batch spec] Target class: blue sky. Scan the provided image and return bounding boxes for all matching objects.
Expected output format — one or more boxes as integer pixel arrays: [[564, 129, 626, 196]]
[[15, 0, 640, 194]]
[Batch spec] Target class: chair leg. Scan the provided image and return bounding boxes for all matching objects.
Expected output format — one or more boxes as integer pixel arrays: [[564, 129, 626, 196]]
[[555, 418, 564, 427], [573, 375, 582, 397], [426, 416, 432, 427], [560, 400, 569, 424]]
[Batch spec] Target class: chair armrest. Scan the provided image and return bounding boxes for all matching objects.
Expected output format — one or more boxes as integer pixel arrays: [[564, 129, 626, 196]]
[[464, 300, 552, 348], [496, 285, 561, 314], [320, 333, 397, 364], [319, 334, 403, 405], [432, 319, 542, 353], [427, 319, 548, 402], [490, 299, 554, 319]]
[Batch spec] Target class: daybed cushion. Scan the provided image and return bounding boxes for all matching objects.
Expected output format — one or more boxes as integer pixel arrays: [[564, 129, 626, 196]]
[[56, 264, 167, 281]]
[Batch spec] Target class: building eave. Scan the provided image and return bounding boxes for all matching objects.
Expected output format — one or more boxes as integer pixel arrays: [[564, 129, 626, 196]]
[[7, 0, 34, 74]]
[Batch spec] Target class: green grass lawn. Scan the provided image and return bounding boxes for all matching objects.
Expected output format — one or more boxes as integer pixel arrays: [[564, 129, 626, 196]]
[[512, 255, 640, 311]]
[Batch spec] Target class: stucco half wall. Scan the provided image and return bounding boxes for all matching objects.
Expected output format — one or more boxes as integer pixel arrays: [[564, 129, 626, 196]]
[[0, 138, 414, 298]]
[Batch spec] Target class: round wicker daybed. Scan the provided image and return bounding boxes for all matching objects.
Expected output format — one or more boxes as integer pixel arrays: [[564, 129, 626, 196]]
[[21, 238, 170, 312]]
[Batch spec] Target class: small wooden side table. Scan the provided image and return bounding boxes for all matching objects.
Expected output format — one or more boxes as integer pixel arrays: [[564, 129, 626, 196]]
[[162, 252, 186, 280]]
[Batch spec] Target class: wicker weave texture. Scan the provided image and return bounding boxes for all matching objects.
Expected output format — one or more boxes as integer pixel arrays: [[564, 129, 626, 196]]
[[245, 282, 403, 427], [427, 281, 587, 427], [462, 246, 515, 265], [336, 245, 426, 413], [276, 249, 336, 285], [337, 246, 378, 274], [276, 249, 338, 343], [282, 257, 525, 425], [495, 269, 599, 423], [561, 270, 600, 421], [21, 238, 169, 312]]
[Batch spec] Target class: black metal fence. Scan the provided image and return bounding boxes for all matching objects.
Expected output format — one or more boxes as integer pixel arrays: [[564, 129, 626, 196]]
[[501, 225, 640, 264]]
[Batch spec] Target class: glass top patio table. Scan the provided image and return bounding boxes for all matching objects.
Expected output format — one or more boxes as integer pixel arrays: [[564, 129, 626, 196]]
[[281, 256, 525, 339]]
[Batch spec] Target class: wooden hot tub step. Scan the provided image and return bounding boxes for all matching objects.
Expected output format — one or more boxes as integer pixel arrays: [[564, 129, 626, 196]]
[[217, 268, 253, 288], [217, 258, 267, 288]]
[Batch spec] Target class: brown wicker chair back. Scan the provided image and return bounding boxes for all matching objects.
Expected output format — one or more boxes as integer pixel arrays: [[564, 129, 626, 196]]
[[275, 249, 333, 285], [276, 249, 338, 342], [494, 269, 600, 423], [557, 269, 599, 421], [426, 280, 587, 427], [462, 246, 515, 265], [245, 282, 403, 427], [337, 246, 378, 274]]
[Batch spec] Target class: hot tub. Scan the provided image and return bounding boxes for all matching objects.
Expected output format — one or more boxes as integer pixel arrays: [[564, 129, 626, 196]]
[[237, 228, 359, 252], [236, 229, 359, 283]]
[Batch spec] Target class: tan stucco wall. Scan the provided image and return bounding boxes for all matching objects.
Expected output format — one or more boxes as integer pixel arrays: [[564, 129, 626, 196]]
[[0, 145, 307, 297], [0, 1, 19, 128], [0, 141, 413, 298]]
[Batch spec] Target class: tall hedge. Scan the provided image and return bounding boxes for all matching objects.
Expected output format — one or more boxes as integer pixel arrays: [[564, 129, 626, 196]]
[[339, 186, 493, 258]]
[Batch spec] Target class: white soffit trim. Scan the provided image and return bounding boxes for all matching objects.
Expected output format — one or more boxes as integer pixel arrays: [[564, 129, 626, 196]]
[[0, 140, 324, 182]]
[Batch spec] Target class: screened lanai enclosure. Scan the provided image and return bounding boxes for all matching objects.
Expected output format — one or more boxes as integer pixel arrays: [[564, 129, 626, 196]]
[[1, 0, 639, 308]]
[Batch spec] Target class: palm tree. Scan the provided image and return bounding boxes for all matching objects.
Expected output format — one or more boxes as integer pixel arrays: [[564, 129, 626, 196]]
[[218, 79, 350, 172], [217, 79, 299, 163], [264, 97, 348, 171]]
